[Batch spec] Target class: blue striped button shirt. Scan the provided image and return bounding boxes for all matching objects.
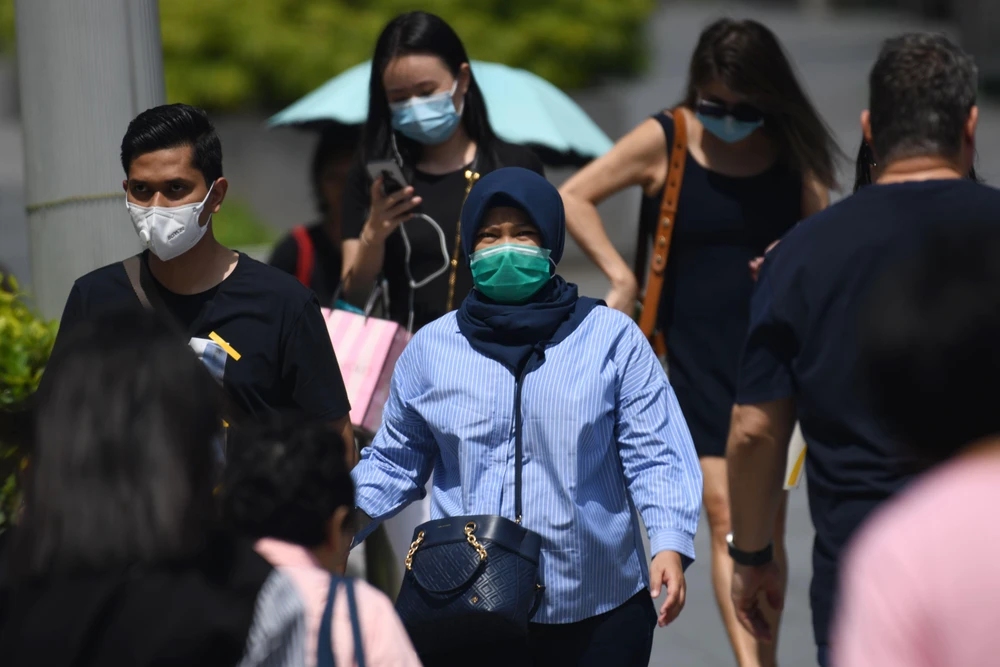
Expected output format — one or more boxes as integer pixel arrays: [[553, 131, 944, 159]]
[[351, 306, 703, 624]]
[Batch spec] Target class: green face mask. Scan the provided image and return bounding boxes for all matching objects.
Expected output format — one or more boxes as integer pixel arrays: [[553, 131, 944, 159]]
[[469, 243, 552, 303]]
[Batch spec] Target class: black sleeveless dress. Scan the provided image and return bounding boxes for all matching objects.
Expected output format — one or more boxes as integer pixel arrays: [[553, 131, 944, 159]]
[[640, 111, 802, 457]]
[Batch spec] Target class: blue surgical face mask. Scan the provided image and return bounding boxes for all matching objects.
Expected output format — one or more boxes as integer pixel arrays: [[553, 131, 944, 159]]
[[696, 112, 763, 144], [390, 81, 463, 145]]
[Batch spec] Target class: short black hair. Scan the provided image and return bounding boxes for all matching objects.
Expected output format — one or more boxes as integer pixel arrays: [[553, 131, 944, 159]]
[[11, 310, 221, 576], [120, 103, 223, 185], [223, 422, 354, 548], [868, 33, 978, 163], [863, 221, 1000, 464]]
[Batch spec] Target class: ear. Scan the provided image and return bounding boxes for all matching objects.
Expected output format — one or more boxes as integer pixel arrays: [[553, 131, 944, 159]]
[[327, 506, 353, 574], [330, 505, 351, 540], [458, 62, 472, 97], [122, 179, 129, 194], [860, 110, 873, 146], [209, 177, 229, 214], [966, 105, 979, 144]]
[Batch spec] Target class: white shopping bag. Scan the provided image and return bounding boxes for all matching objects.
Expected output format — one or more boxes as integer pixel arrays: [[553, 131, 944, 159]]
[[784, 423, 807, 490]]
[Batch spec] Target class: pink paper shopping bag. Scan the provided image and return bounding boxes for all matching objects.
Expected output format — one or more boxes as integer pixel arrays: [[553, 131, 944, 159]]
[[321, 308, 411, 434]]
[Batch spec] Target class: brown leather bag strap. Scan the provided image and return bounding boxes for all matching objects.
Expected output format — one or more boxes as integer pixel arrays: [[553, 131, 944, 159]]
[[638, 108, 688, 345]]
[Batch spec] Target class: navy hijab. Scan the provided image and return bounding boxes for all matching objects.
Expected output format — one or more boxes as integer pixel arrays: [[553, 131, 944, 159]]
[[455, 167, 602, 373]]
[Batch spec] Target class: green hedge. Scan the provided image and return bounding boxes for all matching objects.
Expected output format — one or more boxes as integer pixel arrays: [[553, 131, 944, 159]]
[[0, 275, 58, 533], [212, 197, 280, 249], [0, 0, 655, 111]]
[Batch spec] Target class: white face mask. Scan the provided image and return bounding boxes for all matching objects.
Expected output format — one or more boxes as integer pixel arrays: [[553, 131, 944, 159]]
[[125, 183, 216, 261]]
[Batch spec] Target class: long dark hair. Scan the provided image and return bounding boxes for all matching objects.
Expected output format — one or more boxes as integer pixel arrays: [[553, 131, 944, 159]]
[[682, 18, 840, 189], [11, 311, 221, 576], [854, 137, 981, 192], [362, 11, 497, 167]]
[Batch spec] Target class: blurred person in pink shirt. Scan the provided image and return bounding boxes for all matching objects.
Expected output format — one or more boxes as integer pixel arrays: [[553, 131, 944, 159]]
[[833, 221, 1000, 666], [224, 423, 421, 667]]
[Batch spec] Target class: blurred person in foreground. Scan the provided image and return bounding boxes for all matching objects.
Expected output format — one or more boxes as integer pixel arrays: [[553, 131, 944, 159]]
[[224, 422, 420, 667], [560, 18, 837, 666], [725, 33, 1000, 667], [351, 167, 702, 666], [44, 103, 353, 464], [832, 223, 1000, 666], [269, 127, 358, 307], [0, 311, 304, 667]]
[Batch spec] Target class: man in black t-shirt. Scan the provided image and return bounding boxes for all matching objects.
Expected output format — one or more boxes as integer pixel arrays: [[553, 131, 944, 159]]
[[46, 104, 354, 464], [724, 34, 999, 666]]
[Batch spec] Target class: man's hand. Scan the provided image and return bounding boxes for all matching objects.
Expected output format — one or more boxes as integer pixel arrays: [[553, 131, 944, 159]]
[[731, 561, 784, 642], [649, 551, 687, 627]]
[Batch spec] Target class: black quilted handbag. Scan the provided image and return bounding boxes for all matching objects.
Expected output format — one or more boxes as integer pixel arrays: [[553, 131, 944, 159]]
[[394, 428, 544, 653]]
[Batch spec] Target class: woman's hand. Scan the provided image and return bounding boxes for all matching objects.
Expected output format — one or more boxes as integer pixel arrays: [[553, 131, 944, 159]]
[[749, 239, 782, 282], [361, 177, 422, 245], [649, 550, 687, 627], [606, 271, 639, 314]]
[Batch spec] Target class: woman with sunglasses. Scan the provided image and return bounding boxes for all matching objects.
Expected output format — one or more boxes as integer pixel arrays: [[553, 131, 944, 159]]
[[560, 18, 839, 667]]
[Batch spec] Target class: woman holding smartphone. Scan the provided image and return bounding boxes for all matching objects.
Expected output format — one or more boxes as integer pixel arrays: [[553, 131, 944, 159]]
[[341, 11, 544, 332]]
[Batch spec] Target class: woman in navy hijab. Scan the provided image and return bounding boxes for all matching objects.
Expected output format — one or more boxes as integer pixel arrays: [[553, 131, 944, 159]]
[[351, 167, 703, 666]]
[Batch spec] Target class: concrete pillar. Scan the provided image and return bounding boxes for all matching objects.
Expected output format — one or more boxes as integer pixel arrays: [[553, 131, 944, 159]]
[[16, 0, 165, 317]]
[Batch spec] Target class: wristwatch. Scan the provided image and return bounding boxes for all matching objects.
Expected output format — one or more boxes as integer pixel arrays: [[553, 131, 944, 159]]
[[726, 533, 773, 567]]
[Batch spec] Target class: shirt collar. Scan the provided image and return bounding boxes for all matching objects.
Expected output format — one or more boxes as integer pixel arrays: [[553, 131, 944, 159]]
[[254, 537, 324, 569]]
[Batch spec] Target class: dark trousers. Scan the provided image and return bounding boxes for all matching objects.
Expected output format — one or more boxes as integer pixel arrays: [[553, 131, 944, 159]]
[[529, 590, 656, 667], [817, 644, 830, 667], [420, 591, 656, 667]]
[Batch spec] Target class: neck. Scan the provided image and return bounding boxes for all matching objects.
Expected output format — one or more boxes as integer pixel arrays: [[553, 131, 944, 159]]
[[309, 544, 342, 574], [416, 125, 477, 175], [322, 211, 341, 246], [147, 231, 238, 295], [876, 155, 964, 185], [959, 435, 1000, 462]]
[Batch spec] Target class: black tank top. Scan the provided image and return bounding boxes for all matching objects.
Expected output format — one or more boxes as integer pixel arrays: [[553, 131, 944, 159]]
[[639, 110, 802, 456]]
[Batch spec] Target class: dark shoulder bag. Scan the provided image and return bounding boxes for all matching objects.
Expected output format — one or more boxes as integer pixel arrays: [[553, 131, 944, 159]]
[[317, 576, 366, 667], [394, 412, 543, 654]]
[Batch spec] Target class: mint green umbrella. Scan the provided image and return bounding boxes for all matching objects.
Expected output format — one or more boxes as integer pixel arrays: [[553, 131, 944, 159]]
[[268, 60, 613, 166]]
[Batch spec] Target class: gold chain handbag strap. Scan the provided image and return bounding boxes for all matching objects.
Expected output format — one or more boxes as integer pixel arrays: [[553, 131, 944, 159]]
[[445, 169, 481, 312], [403, 521, 489, 572]]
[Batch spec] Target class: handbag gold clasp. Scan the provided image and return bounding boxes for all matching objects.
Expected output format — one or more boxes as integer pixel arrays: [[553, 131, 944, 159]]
[[404, 531, 425, 571]]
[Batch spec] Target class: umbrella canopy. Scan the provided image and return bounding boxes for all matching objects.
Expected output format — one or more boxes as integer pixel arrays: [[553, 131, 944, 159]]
[[269, 60, 613, 166]]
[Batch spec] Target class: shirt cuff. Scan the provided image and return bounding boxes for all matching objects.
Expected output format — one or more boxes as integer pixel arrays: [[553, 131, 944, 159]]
[[649, 530, 696, 570]]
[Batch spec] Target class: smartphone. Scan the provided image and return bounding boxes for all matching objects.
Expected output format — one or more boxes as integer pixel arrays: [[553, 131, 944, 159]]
[[366, 160, 408, 197]]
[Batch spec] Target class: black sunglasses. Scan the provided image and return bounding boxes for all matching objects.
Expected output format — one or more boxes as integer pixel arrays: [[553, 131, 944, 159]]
[[695, 98, 764, 124]]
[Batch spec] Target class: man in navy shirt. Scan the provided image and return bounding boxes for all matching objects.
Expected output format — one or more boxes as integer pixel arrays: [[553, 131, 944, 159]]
[[724, 33, 1000, 666]]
